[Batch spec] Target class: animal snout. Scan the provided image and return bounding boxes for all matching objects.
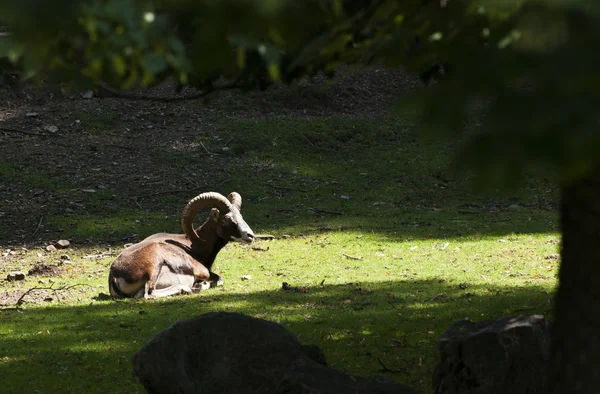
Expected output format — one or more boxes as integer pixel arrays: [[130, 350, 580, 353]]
[[243, 231, 255, 243]]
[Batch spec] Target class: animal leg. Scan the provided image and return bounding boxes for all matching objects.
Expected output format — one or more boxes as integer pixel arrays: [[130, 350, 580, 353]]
[[209, 271, 224, 287], [148, 264, 195, 298], [192, 271, 223, 291], [147, 284, 193, 298], [192, 281, 211, 292], [138, 282, 150, 299]]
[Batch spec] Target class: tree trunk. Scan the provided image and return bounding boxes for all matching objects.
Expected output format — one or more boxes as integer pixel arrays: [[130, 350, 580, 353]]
[[549, 166, 600, 393]]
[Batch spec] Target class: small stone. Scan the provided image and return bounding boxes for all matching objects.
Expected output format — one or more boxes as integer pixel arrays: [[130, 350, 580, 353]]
[[60, 254, 71, 261], [241, 275, 252, 281], [80, 90, 94, 99], [82, 189, 96, 193], [55, 240, 70, 249], [7, 272, 26, 281], [340, 195, 350, 200], [282, 234, 290, 239], [508, 204, 520, 210], [26, 112, 39, 117], [43, 125, 59, 133], [222, 147, 230, 152], [46, 245, 57, 252]]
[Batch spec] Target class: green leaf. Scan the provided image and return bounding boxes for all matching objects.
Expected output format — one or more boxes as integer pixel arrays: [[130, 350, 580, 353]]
[[112, 56, 127, 76], [268, 63, 280, 81], [141, 53, 167, 74]]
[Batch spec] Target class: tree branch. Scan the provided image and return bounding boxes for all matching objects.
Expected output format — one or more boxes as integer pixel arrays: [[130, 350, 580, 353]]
[[15, 283, 93, 306]]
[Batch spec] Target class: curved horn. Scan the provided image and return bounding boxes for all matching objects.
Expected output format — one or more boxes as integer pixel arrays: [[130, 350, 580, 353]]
[[227, 192, 242, 210], [181, 192, 232, 241]]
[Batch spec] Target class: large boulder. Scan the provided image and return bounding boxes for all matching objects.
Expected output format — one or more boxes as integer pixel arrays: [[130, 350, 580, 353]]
[[133, 312, 419, 394], [433, 315, 550, 394]]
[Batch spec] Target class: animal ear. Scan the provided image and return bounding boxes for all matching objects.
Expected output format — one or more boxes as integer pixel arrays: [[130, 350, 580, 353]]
[[210, 208, 220, 222], [227, 192, 242, 210]]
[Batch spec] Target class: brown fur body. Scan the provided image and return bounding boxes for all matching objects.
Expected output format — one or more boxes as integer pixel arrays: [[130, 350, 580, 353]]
[[108, 192, 254, 299]]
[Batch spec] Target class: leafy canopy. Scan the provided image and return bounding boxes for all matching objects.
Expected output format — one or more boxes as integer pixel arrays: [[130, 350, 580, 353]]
[[2, 0, 600, 188]]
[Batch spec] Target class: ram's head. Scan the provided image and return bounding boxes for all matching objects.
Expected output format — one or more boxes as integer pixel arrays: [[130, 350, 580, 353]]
[[181, 191, 254, 244]]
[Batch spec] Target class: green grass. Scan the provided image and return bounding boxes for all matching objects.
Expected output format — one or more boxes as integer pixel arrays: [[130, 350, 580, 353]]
[[0, 161, 73, 191], [0, 115, 560, 394], [72, 109, 119, 135]]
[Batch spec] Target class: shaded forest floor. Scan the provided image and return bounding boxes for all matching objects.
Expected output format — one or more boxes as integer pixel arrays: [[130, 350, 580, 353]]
[[0, 65, 418, 246]]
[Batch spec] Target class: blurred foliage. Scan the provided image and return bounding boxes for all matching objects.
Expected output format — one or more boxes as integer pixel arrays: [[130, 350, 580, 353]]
[[1, 0, 600, 188]]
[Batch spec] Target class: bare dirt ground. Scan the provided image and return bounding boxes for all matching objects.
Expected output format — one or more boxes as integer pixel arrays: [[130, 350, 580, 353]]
[[0, 66, 419, 246]]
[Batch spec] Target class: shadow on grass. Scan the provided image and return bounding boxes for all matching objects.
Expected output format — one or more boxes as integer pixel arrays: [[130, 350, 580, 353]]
[[0, 279, 554, 394]]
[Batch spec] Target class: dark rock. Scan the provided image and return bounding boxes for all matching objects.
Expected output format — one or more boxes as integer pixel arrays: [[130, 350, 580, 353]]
[[133, 312, 419, 394], [433, 315, 549, 394], [7, 271, 26, 281]]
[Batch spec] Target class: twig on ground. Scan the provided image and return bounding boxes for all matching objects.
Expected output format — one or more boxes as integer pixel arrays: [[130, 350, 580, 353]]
[[512, 306, 535, 313], [298, 132, 315, 147], [83, 253, 115, 259], [377, 357, 407, 374], [255, 234, 276, 240], [134, 188, 200, 200], [183, 175, 200, 189], [268, 184, 308, 193], [134, 197, 144, 211], [15, 283, 93, 306], [308, 207, 343, 215], [217, 178, 231, 187], [102, 144, 135, 151], [29, 216, 44, 239], [198, 141, 212, 155], [343, 253, 363, 261], [0, 126, 46, 137]]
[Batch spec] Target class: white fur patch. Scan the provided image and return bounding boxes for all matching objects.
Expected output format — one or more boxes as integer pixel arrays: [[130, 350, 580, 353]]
[[111, 277, 145, 298]]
